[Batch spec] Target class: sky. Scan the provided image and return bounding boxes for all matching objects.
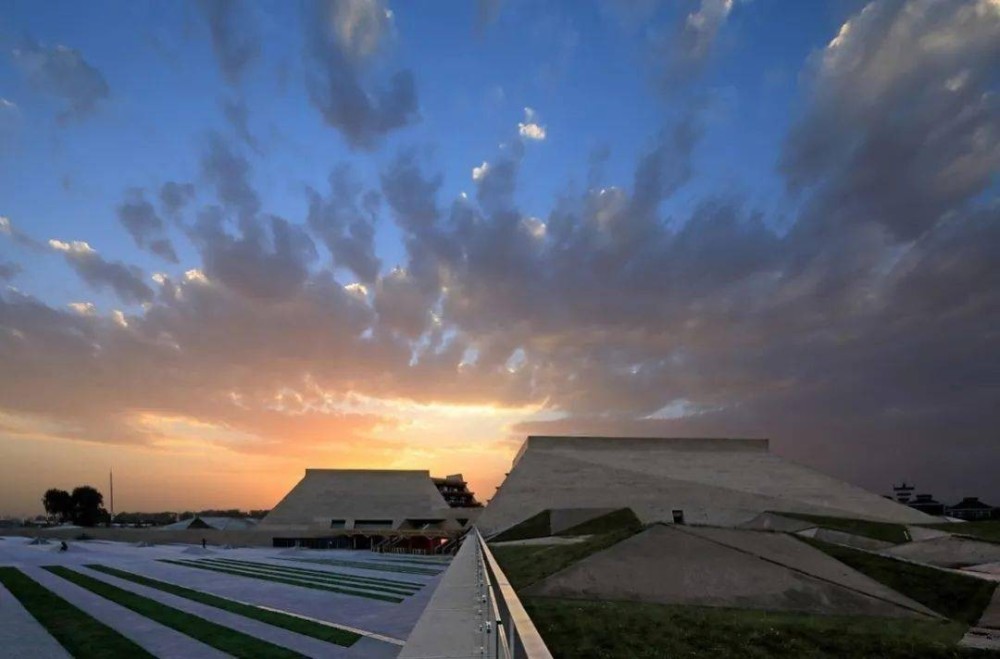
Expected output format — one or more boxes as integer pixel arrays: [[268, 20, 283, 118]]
[[0, 0, 998, 517]]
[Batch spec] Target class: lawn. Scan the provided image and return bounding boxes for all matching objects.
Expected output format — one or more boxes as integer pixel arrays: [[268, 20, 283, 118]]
[[774, 512, 910, 544], [799, 537, 997, 625], [523, 597, 996, 659], [87, 564, 360, 647], [159, 559, 404, 602], [197, 557, 422, 594], [44, 566, 305, 659], [285, 556, 443, 575], [0, 566, 153, 658]]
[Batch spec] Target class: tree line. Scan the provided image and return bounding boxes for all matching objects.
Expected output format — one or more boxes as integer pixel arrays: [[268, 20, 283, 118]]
[[41, 487, 269, 528], [42, 486, 109, 527]]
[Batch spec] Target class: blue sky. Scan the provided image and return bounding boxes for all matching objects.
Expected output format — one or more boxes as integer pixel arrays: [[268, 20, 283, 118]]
[[0, 0, 997, 515]]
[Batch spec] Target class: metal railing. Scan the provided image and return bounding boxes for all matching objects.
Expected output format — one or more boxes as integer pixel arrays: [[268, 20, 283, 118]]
[[473, 527, 553, 659]]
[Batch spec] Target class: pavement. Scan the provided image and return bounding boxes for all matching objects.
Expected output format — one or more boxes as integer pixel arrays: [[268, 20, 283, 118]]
[[0, 535, 448, 658], [0, 581, 71, 659]]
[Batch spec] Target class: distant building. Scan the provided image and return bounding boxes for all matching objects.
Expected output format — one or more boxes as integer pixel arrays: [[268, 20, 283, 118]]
[[158, 516, 259, 531], [432, 474, 481, 508], [908, 494, 945, 517], [946, 497, 997, 521], [258, 469, 482, 551]]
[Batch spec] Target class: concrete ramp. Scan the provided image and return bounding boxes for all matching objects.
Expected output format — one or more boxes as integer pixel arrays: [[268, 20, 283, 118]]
[[795, 528, 894, 551], [523, 526, 936, 619], [738, 512, 817, 533], [882, 536, 1000, 568]]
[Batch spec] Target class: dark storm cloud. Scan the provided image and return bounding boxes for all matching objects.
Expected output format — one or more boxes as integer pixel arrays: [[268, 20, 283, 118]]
[[48, 240, 154, 304], [197, 0, 260, 85], [306, 165, 381, 284], [303, 0, 419, 149], [117, 189, 179, 263], [11, 38, 110, 120]]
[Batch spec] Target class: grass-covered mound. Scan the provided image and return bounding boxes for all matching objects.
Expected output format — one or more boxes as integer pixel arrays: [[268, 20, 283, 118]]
[[489, 510, 552, 542], [774, 512, 910, 544], [555, 508, 642, 537], [523, 598, 993, 659], [800, 537, 997, 625], [492, 525, 643, 590]]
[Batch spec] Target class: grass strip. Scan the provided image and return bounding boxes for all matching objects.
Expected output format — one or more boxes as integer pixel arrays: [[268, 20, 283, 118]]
[[524, 597, 983, 659], [43, 566, 303, 659], [204, 557, 422, 591], [159, 559, 403, 603], [0, 566, 153, 659], [288, 557, 442, 575], [87, 565, 360, 647], [775, 512, 909, 544], [800, 537, 997, 625], [193, 560, 419, 596]]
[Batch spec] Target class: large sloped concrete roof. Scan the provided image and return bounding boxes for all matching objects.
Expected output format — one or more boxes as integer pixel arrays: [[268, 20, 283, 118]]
[[476, 436, 935, 534], [260, 469, 454, 531]]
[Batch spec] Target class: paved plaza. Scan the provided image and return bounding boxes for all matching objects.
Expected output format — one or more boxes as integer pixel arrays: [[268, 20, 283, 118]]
[[0, 536, 448, 658]]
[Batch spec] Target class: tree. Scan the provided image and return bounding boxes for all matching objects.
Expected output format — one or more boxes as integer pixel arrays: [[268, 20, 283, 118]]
[[42, 489, 73, 521], [70, 486, 108, 527]]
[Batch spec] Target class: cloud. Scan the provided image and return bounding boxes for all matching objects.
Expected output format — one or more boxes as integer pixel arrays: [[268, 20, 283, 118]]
[[11, 39, 110, 120], [221, 96, 259, 152], [0, 0, 998, 504], [476, 0, 504, 32], [303, 0, 419, 149], [197, 0, 260, 84], [0, 260, 21, 281], [160, 181, 196, 217], [306, 165, 381, 284], [781, 0, 1000, 241], [48, 239, 155, 304], [201, 133, 260, 221], [518, 107, 547, 141], [649, 0, 733, 89], [117, 189, 179, 263]]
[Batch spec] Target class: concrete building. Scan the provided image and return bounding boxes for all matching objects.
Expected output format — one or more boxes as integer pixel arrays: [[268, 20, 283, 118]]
[[432, 474, 481, 509], [158, 515, 258, 532], [947, 497, 997, 521], [476, 436, 935, 535], [259, 469, 481, 551]]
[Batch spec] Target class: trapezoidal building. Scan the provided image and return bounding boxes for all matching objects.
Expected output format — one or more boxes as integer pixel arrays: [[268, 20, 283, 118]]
[[258, 469, 481, 551], [475, 436, 934, 535]]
